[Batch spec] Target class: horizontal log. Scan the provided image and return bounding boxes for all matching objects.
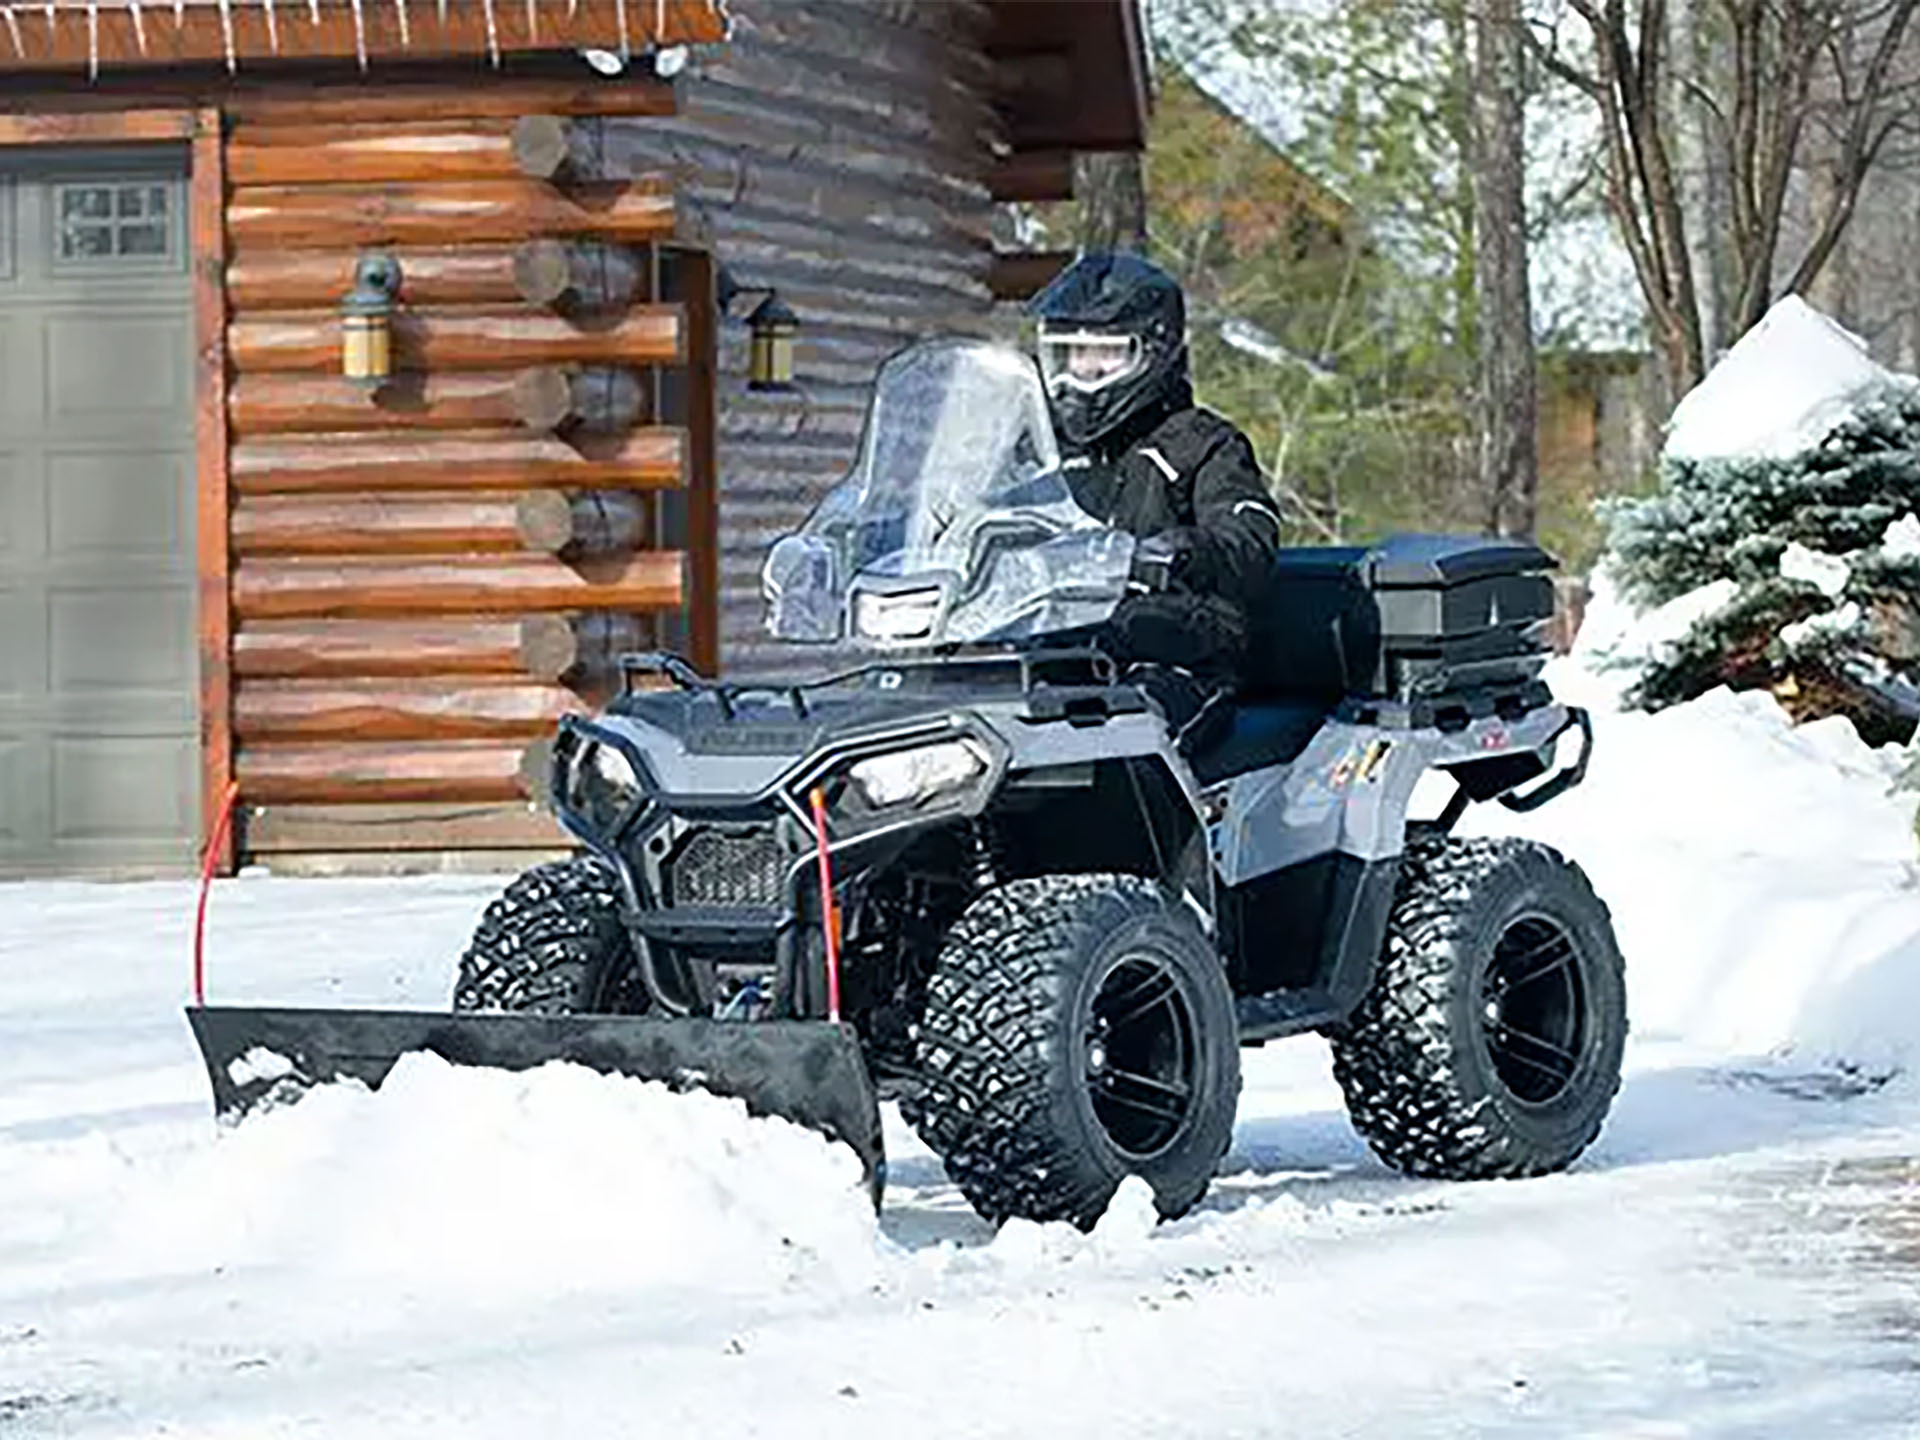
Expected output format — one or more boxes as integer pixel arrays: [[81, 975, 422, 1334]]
[[512, 366, 646, 434], [225, 75, 679, 128], [518, 611, 653, 683], [236, 681, 583, 742], [514, 239, 647, 313], [242, 801, 565, 855], [232, 429, 686, 493], [514, 491, 650, 558], [229, 304, 685, 374], [9, 3, 719, 81], [233, 551, 686, 619], [232, 494, 525, 557], [0, 111, 198, 145], [229, 372, 530, 435], [239, 742, 536, 804], [235, 619, 528, 678], [227, 178, 678, 248], [227, 122, 518, 187], [228, 247, 525, 310]]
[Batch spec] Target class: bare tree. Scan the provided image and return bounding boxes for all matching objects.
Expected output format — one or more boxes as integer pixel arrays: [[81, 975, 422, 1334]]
[[1472, 0, 1541, 536], [1537, 0, 1920, 398]]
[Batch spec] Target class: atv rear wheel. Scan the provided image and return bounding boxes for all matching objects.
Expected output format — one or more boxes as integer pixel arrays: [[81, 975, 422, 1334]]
[[1329, 836, 1625, 1179], [904, 874, 1240, 1229], [453, 855, 645, 1014]]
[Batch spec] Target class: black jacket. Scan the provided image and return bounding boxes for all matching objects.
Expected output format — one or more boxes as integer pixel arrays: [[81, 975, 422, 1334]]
[[1063, 405, 1282, 609]]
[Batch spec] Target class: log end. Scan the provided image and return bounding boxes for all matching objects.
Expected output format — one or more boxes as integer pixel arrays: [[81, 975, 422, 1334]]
[[514, 489, 577, 554], [511, 114, 573, 182], [511, 366, 574, 432], [517, 737, 554, 804], [513, 238, 573, 308], [518, 613, 581, 681]]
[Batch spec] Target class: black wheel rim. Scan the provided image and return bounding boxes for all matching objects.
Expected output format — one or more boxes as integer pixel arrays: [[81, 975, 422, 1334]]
[[1481, 914, 1589, 1105], [1084, 952, 1200, 1159]]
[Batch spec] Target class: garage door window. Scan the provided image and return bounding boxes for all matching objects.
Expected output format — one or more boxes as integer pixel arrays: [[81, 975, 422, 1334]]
[[54, 181, 176, 266]]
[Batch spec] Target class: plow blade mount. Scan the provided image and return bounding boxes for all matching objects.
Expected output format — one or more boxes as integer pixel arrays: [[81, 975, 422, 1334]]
[[185, 1006, 886, 1205]]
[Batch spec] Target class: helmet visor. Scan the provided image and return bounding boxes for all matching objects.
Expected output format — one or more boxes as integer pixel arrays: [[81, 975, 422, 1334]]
[[1038, 329, 1145, 396]]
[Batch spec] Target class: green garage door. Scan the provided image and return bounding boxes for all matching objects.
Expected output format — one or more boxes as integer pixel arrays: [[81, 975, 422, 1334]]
[[0, 149, 199, 876]]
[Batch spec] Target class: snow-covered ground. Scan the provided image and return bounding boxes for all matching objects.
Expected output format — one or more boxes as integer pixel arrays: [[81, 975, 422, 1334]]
[[7, 647, 1920, 1436]]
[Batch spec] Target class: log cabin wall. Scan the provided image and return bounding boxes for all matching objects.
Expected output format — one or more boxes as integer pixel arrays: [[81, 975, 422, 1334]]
[[619, 0, 1008, 673], [218, 77, 705, 860], [0, 0, 1143, 875]]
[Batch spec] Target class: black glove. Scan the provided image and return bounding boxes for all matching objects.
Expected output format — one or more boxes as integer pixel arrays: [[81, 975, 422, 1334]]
[[1128, 528, 1203, 594], [1108, 591, 1249, 679]]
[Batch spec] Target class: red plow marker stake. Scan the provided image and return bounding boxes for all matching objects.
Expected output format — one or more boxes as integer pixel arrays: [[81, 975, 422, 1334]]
[[192, 780, 241, 1008], [808, 785, 842, 1023]]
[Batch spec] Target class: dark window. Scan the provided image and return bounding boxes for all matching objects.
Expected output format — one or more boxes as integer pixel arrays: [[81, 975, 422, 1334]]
[[54, 181, 175, 266]]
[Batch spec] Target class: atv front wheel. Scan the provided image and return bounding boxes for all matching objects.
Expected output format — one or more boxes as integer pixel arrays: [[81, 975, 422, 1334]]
[[904, 874, 1240, 1229], [453, 855, 644, 1014], [1330, 837, 1626, 1179]]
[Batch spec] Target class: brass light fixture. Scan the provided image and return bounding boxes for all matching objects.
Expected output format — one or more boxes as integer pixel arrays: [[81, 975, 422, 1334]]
[[747, 293, 799, 393], [718, 265, 801, 394], [341, 253, 404, 387]]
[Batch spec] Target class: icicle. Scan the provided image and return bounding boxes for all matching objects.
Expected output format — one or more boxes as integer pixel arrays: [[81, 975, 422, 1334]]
[[654, 0, 663, 47], [523, 0, 534, 44], [614, 0, 627, 60], [173, 0, 183, 29], [215, 0, 235, 70], [85, 0, 97, 80], [480, 0, 497, 65], [42, 1, 53, 44], [127, 0, 144, 54], [306, 0, 317, 28], [567, 0, 576, 21], [393, 0, 408, 47], [435, 0, 444, 31], [259, 0, 277, 52], [348, 0, 365, 69], [2, 5, 22, 58]]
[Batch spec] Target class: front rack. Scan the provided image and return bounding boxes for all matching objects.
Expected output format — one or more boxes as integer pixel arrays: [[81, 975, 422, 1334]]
[[616, 647, 1128, 722]]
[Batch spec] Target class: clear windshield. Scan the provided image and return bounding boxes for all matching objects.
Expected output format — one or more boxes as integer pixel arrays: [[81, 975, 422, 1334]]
[[763, 339, 1134, 647]]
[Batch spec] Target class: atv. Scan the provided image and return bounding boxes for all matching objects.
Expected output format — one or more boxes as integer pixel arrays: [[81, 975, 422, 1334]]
[[190, 337, 1626, 1228]]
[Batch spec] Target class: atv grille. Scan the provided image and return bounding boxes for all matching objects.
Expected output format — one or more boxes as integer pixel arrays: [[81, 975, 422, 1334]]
[[666, 827, 786, 909]]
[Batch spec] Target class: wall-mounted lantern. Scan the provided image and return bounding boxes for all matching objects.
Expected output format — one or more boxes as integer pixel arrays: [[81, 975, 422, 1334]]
[[719, 264, 801, 394], [341, 253, 404, 388], [748, 294, 799, 393]]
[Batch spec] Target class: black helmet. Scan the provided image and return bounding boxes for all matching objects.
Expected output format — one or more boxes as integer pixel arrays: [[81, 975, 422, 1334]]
[[1028, 251, 1189, 449]]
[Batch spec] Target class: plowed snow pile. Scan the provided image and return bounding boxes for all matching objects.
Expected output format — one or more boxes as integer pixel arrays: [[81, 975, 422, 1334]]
[[56, 1053, 881, 1310], [1468, 576, 1920, 1076]]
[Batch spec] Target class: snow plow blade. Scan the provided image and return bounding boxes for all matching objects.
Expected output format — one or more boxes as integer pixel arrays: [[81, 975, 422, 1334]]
[[184, 1006, 886, 1204]]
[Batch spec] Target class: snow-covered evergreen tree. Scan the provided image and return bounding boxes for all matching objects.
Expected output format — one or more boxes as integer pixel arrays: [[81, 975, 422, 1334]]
[[1599, 303, 1920, 745]]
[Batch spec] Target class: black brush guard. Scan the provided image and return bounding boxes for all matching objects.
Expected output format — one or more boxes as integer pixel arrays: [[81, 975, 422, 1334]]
[[185, 1006, 886, 1206]]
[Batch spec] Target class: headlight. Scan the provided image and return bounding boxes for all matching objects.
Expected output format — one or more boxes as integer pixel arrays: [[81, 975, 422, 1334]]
[[854, 587, 943, 641], [848, 739, 988, 809], [567, 738, 642, 832]]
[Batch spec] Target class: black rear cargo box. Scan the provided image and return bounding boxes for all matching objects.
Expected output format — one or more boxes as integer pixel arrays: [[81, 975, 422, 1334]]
[[1245, 534, 1555, 703]]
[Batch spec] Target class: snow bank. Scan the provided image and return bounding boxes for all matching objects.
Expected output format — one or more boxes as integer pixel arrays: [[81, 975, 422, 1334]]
[[100, 1053, 881, 1307], [1663, 296, 1911, 462], [1466, 582, 1920, 1079]]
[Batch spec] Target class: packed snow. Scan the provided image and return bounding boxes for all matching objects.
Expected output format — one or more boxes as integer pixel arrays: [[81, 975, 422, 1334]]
[[1664, 296, 1916, 462], [6, 618, 1920, 1434]]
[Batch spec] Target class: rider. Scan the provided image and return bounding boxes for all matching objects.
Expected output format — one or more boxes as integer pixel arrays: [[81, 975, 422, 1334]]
[[1029, 253, 1281, 690]]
